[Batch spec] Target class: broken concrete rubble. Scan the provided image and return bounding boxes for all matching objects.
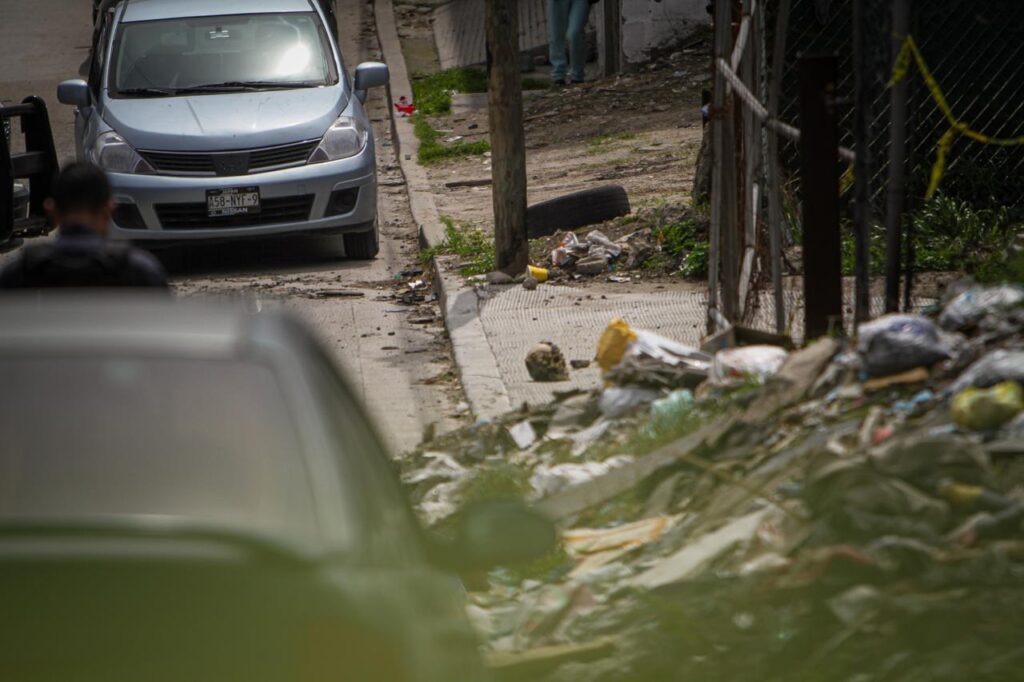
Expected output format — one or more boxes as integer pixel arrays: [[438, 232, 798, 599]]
[[400, 283, 1024, 681]]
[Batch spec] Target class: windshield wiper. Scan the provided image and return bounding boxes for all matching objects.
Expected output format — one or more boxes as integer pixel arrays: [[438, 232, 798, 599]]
[[116, 87, 178, 98], [175, 80, 321, 93]]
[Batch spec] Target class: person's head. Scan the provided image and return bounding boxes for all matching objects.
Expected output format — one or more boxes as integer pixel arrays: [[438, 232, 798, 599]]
[[44, 162, 115, 237]]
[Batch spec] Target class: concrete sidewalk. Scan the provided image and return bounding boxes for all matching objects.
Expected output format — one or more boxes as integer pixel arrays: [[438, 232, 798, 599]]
[[378, 0, 705, 419], [374, 0, 937, 421]]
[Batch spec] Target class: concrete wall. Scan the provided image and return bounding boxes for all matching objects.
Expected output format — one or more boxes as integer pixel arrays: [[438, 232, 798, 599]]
[[621, 0, 709, 63]]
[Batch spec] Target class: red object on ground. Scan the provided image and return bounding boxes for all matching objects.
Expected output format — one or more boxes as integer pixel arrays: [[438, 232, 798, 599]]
[[872, 424, 895, 445], [395, 96, 416, 116]]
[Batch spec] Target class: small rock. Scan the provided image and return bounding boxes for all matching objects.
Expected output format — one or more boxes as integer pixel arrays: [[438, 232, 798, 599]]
[[523, 275, 539, 290], [526, 341, 569, 382], [576, 256, 609, 275], [486, 271, 515, 285], [570, 359, 591, 369], [467, 122, 479, 130]]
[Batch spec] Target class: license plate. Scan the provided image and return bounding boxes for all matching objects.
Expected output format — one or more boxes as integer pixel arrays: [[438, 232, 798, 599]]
[[206, 187, 261, 217]]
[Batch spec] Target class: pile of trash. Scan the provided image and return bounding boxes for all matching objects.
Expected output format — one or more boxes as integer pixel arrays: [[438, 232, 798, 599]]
[[402, 282, 1024, 681]]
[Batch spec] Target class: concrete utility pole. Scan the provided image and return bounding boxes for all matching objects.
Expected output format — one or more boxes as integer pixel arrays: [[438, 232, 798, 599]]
[[485, 0, 529, 275]]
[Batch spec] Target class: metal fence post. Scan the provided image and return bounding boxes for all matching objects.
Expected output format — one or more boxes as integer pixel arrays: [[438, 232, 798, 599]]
[[852, 0, 871, 324], [766, 0, 791, 335], [708, 0, 736, 333], [799, 55, 843, 339], [886, 0, 911, 313]]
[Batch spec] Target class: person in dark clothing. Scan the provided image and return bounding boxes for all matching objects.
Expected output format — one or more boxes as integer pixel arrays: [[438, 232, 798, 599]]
[[0, 162, 168, 289]]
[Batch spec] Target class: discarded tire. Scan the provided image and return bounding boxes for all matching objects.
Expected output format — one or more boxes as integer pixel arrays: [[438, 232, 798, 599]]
[[526, 185, 631, 239]]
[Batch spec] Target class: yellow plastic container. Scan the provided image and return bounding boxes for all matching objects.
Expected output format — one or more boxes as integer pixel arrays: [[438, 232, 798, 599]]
[[528, 265, 549, 283]]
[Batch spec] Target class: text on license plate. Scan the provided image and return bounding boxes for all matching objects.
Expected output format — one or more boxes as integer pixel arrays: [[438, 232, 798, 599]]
[[206, 187, 261, 217]]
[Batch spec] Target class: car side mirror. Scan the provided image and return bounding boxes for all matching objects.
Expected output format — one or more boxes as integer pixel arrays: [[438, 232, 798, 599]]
[[353, 62, 389, 103], [433, 500, 557, 572], [58, 80, 91, 108]]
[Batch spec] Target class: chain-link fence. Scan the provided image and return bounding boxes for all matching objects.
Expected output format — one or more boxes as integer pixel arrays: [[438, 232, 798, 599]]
[[710, 0, 1024, 340]]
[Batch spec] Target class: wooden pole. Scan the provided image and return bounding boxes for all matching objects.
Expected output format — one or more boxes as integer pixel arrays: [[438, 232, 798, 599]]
[[485, 0, 528, 275], [799, 55, 843, 340]]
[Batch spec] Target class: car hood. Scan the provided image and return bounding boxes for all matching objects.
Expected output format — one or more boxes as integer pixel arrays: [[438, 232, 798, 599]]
[[102, 87, 347, 151]]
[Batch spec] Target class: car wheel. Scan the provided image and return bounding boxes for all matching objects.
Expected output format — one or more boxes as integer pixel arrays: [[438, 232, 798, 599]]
[[526, 185, 631, 239], [344, 223, 379, 260]]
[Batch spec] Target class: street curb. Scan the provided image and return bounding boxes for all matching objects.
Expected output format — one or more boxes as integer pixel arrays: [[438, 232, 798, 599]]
[[372, 0, 444, 250], [373, 0, 513, 420]]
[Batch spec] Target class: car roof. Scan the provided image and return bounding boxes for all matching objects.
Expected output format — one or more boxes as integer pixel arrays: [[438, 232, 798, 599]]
[[0, 295, 261, 357], [121, 0, 316, 23]]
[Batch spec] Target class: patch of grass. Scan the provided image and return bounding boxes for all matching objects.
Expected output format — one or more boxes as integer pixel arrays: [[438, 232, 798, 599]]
[[411, 67, 549, 116], [413, 113, 490, 165], [587, 131, 638, 154], [653, 216, 708, 278], [420, 217, 496, 276], [839, 195, 1021, 280], [411, 67, 488, 116], [457, 463, 531, 506]]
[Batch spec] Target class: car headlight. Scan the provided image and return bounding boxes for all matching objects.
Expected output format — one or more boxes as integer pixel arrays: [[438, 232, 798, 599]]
[[88, 131, 154, 174], [310, 116, 368, 163]]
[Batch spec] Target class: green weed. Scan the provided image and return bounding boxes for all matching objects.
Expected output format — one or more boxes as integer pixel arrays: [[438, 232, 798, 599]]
[[411, 67, 548, 116], [587, 131, 638, 154], [420, 217, 496, 276], [653, 217, 708, 278], [411, 67, 488, 116], [413, 113, 490, 165], [838, 194, 1021, 280]]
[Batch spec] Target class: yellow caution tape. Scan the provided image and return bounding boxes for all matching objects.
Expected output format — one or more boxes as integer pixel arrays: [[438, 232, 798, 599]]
[[890, 35, 1024, 198], [839, 164, 855, 196]]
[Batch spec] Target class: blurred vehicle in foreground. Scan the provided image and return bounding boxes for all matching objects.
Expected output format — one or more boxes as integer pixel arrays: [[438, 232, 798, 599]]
[[0, 296, 554, 682]]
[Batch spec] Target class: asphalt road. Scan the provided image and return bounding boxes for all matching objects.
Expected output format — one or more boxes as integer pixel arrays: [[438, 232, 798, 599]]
[[0, 0, 463, 454]]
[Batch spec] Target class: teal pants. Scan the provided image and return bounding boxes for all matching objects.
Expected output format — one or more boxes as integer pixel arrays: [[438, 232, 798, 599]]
[[548, 0, 591, 82]]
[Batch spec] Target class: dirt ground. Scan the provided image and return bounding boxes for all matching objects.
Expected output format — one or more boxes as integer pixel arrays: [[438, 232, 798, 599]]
[[394, 3, 709, 231]]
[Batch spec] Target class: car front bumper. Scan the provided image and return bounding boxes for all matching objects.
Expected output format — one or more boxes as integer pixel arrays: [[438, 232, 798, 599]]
[[106, 146, 377, 242]]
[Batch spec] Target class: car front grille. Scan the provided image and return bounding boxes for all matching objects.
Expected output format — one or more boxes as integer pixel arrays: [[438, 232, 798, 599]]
[[155, 195, 315, 230], [140, 140, 320, 176]]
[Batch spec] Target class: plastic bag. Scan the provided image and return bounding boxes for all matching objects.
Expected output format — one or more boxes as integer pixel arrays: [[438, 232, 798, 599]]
[[710, 345, 789, 386], [596, 318, 639, 371], [596, 318, 711, 379], [647, 389, 694, 434], [551, 233, 585, 267], [949, 349, 1024, 394], [939, 284, 1024, 331], [598, 386, 662, 418], [586, 230, 622, 259], [857, 314, 952, 377], [952, 381, 1024, 431], [529, 455, 635, 497]]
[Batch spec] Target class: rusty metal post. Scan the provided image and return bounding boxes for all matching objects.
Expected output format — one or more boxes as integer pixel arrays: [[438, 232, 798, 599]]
[[799, 55, 843, 339], [886, 0, 911, 312], [852, 0, 871, 324]]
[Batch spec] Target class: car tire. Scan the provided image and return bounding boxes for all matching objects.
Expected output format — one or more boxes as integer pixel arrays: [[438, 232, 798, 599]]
[[344, 224, 379, 260], [526, 185, 631, 239]]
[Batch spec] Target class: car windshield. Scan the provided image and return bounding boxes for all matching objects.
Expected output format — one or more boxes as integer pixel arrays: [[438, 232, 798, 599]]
[[110, 12, 337, 96], [0, 356, 320, 543]]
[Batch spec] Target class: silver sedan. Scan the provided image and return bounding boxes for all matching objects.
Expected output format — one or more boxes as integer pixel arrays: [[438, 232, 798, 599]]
[[60, 0, 388, 258]]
